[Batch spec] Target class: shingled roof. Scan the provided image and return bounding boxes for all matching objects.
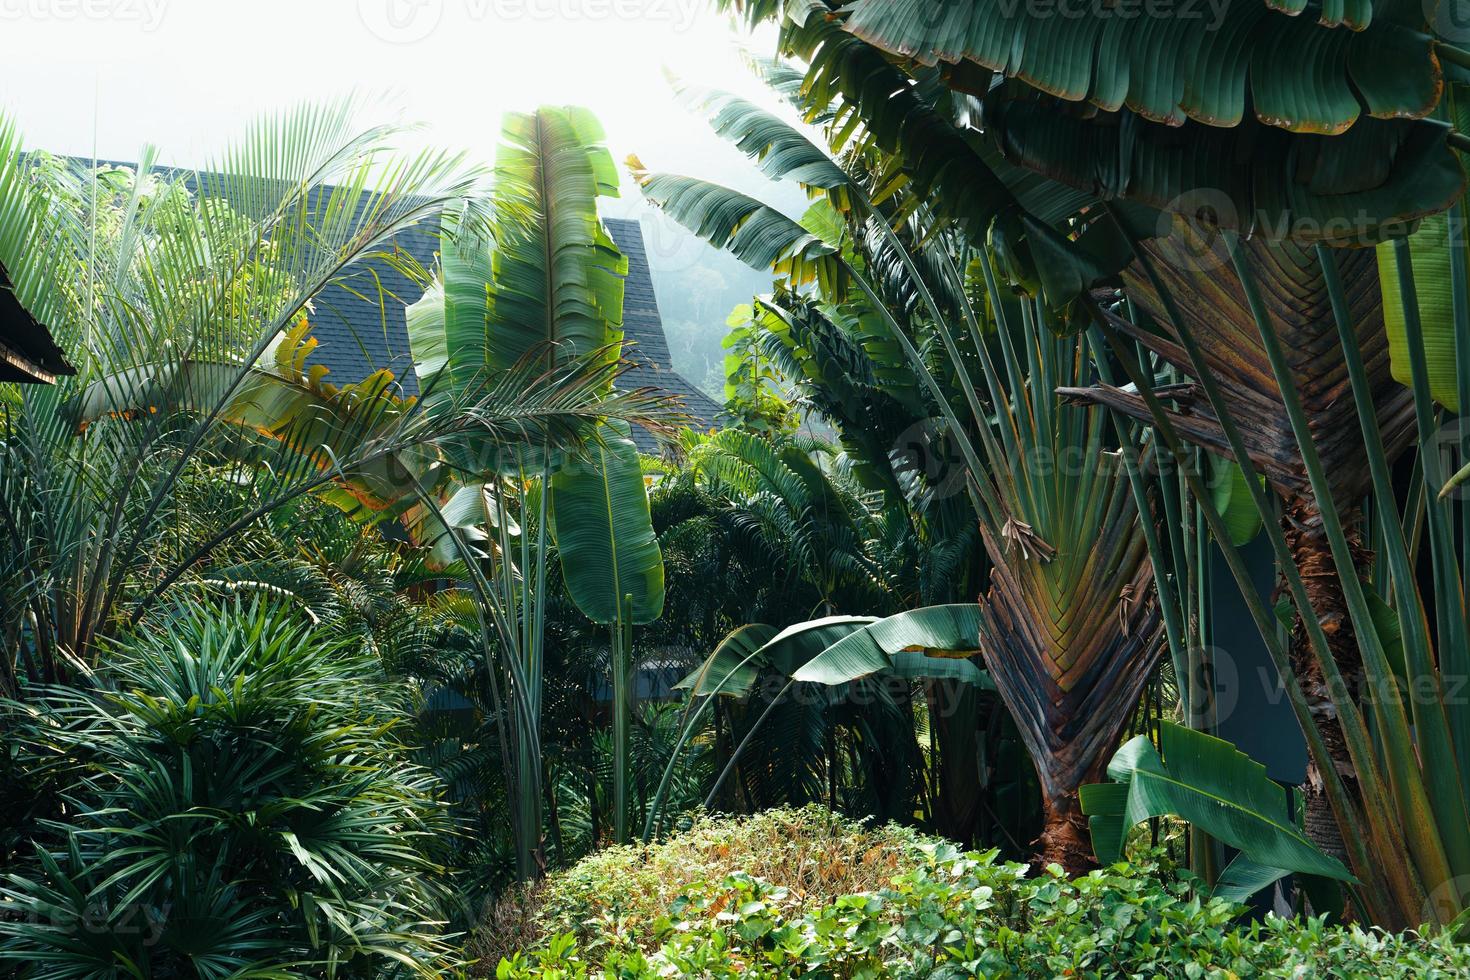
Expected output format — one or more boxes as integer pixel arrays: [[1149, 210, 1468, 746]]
[[73, 160, 720, 448], [0, 260, 74, 384], [601, 218, 723, 450]]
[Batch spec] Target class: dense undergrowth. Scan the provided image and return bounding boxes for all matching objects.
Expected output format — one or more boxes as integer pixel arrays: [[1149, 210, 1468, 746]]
[[480, 807, 1470, 979]]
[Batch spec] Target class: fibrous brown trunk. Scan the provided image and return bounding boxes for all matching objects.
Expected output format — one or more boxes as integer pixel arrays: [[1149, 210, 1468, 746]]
[[1038, 785, 1099, 875], [1279, 497, 1366, 866]]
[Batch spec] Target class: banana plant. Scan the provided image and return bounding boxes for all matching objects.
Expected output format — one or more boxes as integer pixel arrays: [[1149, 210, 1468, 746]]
[[550, 419, 665, 843], [645, 605, 992, 839], [1080, 722, 1356, 903], [401, 106, 669, 870], [744, 0, 1463, 248], [632, 77, 1169, 871]]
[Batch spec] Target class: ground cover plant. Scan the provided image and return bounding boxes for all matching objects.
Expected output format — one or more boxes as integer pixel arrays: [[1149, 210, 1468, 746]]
[[487, 808, 1470, 979]]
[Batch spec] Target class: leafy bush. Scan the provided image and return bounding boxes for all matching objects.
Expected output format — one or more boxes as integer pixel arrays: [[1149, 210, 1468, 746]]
[[487, 807, 1470, 979], [470, 807, 923, 966], [0, 599, 458, 978]]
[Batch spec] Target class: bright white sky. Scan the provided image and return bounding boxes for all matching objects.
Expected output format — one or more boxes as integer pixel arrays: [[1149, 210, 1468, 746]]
[[0, 0, 793, 207], [0, 0, 810, 382]]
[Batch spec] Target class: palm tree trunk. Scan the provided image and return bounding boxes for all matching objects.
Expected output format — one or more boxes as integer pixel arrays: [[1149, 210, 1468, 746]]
[[1038, 786, 1101, 875], [1279, 497, 1366, 866]]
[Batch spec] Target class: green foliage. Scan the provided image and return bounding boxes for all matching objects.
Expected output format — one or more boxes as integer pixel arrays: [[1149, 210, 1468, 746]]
[[488, 809, 1470, 979], [721, 304, 800, 435], [0, 598, 457, 977], [481, 808, 925, 954], [1081, 723, 1356, 903], [551, 421, 665, 625]]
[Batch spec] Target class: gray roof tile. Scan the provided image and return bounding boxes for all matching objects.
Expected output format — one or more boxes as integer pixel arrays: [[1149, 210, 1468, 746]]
[[82, 164, 720, 449]]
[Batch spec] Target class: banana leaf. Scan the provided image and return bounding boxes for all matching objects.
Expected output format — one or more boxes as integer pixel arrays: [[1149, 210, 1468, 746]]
[[550, 420, 664, 625], [674, 623, 779, 697], [793, 604, 993, 687], [1079, 722, 1356, 886], [1209, 457, 1264, 547], [1377, 212, 1460, 411], [759, 615, 878, 676]]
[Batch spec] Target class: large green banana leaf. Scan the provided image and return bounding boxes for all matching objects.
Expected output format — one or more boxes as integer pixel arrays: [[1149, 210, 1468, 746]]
[[772, 0, 1463, 246], [841, 0, 1438, 133], [627, 162, 844, 294], [1079, 722, 1356, 886], [793, 604, 992, 688], [409, 106, 626, 429], [675, 83, 850, 194], [1377, 211, 1460, 411], [758, 615, 878, 676], [550, 420, 664, 625], [674, 623, 780, 696], [680, 607, 993, 693], [486, 108, 626, 376]]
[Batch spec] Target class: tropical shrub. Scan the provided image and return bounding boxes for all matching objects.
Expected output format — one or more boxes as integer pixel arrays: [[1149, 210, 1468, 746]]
[[0, 599, 458, 978], [487, 808, 1470, 979], [471, 807, 926, 962]]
